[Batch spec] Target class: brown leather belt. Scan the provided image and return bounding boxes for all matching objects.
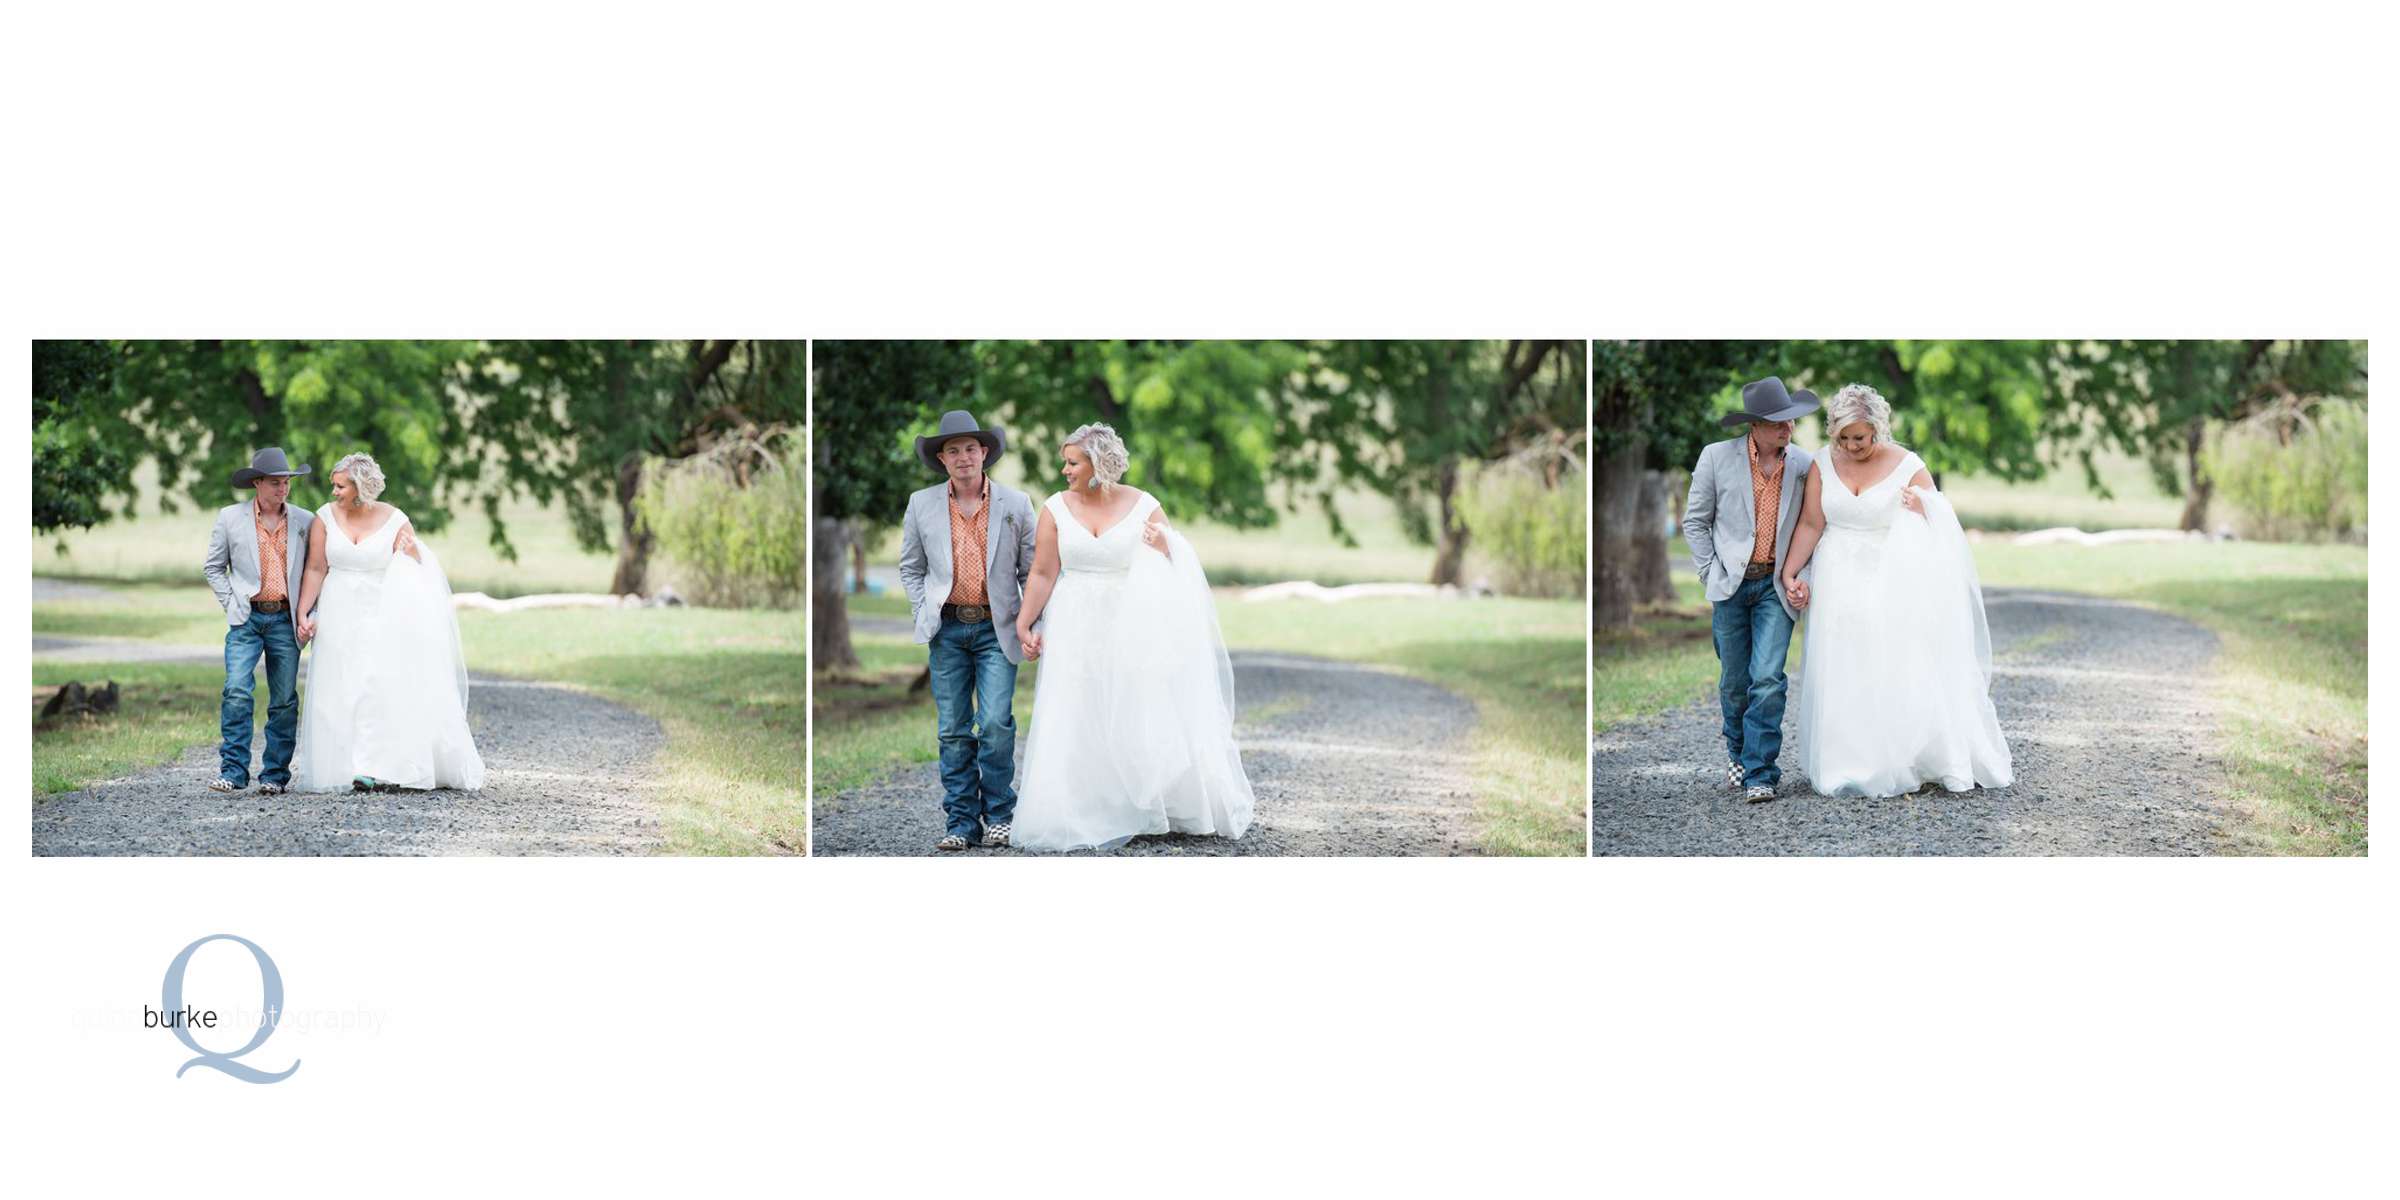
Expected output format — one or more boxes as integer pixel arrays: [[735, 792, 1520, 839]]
[[252, 599, 290, 612], [943, 603, 991, 624], [1743, 562, 1775, 580]]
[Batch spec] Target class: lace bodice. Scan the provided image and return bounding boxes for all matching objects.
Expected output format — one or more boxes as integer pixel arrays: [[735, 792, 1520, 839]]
[[1049, 490, 1157, 576], [1818, 448, 1922, 534], [320, 503, 406, 574]]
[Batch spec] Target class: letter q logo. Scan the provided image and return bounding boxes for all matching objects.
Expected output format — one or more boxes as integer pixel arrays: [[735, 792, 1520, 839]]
[[161, 934, 300, 1084]]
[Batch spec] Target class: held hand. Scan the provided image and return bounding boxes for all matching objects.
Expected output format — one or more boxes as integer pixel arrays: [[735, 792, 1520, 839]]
[[395, 526, 422, 560], [1783, 577, 1808, 611], [1899, 487, 1925, 516], [1140, 523, 1168, 556], [295, 615, 315, 644], [1018, 625, 1041, 660]]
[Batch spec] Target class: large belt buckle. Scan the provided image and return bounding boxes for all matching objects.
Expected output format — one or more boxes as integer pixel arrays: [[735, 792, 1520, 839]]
[[956, 604, 989, 623]]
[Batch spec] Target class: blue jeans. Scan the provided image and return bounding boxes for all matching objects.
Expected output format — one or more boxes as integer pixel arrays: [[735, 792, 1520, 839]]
[[1712, 572, 1795, 789], [220, 608, 300, 788], [928, 616, 1018, 840]]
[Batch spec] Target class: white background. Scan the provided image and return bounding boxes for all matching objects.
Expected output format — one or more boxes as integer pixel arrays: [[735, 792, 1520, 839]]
[[5, 2, 2393, 1196]]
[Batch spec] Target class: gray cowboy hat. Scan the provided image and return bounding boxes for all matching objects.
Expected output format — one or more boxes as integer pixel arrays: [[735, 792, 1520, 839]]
[[915, 410, 1005, 474], [230, 447, 313, 488], [1718, 376, 1822, 426]]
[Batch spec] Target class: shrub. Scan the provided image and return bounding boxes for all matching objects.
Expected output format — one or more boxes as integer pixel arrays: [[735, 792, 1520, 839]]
[[2206, 401, 2367, 543], [1458, 453, 1586, 598], [638, 428, 806, 608]]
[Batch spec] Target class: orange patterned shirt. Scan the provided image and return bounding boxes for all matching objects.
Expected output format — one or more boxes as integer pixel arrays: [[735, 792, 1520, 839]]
[[1746, 436, 1784, 565], [254, 502, 290, 603], [945, 478, 990, 606]]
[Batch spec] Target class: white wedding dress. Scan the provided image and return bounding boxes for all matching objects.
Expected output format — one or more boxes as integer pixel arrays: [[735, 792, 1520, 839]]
[[1793, 447, 2013, 797], [1012, 490, 1256, 850], [292, 504, 485, 792]]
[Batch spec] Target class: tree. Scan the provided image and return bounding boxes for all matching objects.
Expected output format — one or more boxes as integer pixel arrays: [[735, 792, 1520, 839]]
[[1774, 340, 2058, 488], [809, 340, 975, 671], [809, 340, 1584, 669], [968, 339, 1307, 528], [32, 340, 127, 535], [46, 340, 477, 534], [1298, 340, 1585, 585], [1592, 340, 1774, 632], [463, 340, 805, 593], [2063, 339, 2368, 531]]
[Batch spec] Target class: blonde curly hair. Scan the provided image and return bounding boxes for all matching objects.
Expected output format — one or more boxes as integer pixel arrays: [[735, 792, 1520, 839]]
[[331, 452, 388, 502], [1064, 422, 1129, 490], [1825, 384, 1893, 445]]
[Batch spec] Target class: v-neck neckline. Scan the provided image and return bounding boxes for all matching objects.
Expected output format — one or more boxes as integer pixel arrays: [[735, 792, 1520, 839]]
[[330, 505, 398, 546], [1061, 493, 1141, 539], [1831, 452, 1909, 498]]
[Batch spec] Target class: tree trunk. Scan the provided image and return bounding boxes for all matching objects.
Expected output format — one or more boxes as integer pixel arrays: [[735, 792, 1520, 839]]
[[609, 453, 653, 596], [2178, 418, 2212, 532], [1631, 469, 1676, 605], [850, 530, 867, 594], [812, 515, 860, 671], [235, 365, 278, 444], [1594, 444, 1643, 632], [1430, 457, 1470, 586]]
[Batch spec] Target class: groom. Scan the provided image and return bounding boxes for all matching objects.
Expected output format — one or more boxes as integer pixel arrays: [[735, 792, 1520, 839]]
[[201, 448, 318, 794], [1683, 378, 1818, 803], [898, 411, 1039, 852]]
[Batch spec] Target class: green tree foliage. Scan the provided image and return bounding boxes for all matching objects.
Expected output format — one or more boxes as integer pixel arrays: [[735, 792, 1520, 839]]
[[1458, 452, 1586, 598], [466, 339, 805, 593], [637, 427, 806, 607], [975, 340, 1584, 581], [809, 340, 977, 670], [1775, 340, 2056, 485], [809, 340, 1581, 668], [29, 340, 805, 596], [50, 339, 475, 531], [1592, 340, 1774, 630], [2061, 339, 2368, 529], [970, 339, 1304, 529], [32, 340, 128, 535], [1295, 340, 1585, 583], [2205, 399, 2368, 542]]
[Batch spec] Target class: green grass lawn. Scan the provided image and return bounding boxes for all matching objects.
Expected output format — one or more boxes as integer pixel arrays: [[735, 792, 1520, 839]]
[[31, 659, 230, 794], [814, 590, 1587, 856], [33, 582, 803, 856], [1594, 537, 2367, 856], [1973, 540, 2367, 856]]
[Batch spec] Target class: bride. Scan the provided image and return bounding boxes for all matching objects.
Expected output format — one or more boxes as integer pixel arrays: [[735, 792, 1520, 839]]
[[1009, 423, 1256, 850], [1781, 385, 2013, 797], [290, 452, 486, 792]]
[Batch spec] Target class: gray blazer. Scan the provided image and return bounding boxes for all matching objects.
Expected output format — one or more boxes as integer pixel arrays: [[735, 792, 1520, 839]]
[[203, 500, 316, 626], [897, 480, 1038, 663], [1682, 436, 1812, 620]]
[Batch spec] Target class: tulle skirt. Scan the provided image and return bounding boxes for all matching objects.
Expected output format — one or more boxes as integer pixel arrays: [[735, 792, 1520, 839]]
[[1794, 491, 2014, 797], [292, 548, 485, 792], [1012, 532, 1256, 850]]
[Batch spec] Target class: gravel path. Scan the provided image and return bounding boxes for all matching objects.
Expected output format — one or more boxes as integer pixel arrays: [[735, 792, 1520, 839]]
[[33, 673, 667, 856], [812, 649, 1482, 856], [1591, 589, 2235, 856]]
